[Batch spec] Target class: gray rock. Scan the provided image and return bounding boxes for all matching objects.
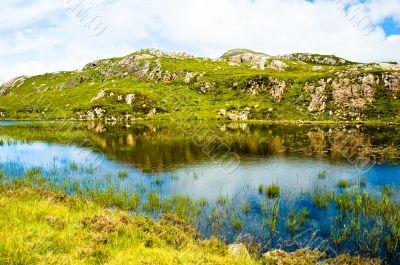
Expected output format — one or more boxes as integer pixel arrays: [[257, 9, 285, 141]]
[[268, 60, 288, 70], [226, 53, 271, 70], [0, 76, 27, 95], [228, 243, 250, 257], [218, 109, 227, 116]]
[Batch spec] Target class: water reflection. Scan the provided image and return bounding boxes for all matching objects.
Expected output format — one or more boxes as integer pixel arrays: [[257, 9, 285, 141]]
[[81, 123, 400, 172]]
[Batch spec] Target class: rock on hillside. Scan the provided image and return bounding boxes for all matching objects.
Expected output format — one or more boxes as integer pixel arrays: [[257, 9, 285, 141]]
[[280, 53, 354, 66], [221, 49, 269, 58], [0, 76, 27, 95], [221, 50, 288, 71]]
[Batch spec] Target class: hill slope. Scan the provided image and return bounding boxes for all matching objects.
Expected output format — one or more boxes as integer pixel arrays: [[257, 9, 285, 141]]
[[0, 48, 399, 122]]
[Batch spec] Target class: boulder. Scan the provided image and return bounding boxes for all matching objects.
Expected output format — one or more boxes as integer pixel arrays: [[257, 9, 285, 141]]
[[218, 109, 227, 116], [269, 60, 288, 70], [91, 90, 106, 102], [312, 66, 323, 71], [226, 53, 271, 70], [125, 94, 136, 105], [228, 243, 250, 257]]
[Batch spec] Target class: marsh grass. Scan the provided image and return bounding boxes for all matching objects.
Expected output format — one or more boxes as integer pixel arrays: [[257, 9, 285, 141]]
[[313, 191, 334, 209], [266, 184, 280, 199], [318, 170, 327, 179], [153, 177, 164, 186], [359, 177, 368, 188], [311, 185, 400, 257], [242, 202, 252, 215], [128, 193, 141, 210], [216, 195, 229, 206], [337, 179, 350, 189], [69, 162, 78, 170], [118, 170, 128, 179], [0, 163, 397, 261], [286, 208, 310, 234], [258, 184, 264, 194], [231, 215, 243, 231], [143, 192, 161, 212]]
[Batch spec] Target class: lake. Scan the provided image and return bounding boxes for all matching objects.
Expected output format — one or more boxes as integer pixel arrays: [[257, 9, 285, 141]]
[[1, 121, 400, 262]]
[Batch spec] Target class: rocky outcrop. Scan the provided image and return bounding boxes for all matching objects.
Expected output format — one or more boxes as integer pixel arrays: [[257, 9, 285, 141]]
[[125, 94, 135, 105], [268, 60, 288, 71], [382, 72, 400, 96], [269, 78, 287, 101], [305, 80, 328, 112], [91, 90, 106, 102], [227, 107, 251, 121], [281, 53, 351, 65], [225, 53, 271, 70], [304, 72, 400, 117], [83, 49, 193, 84], [245, 77, 287, 101], [332, 74, 375, 116], [0, 76, 27, 95], [78, 108, 106, 120]]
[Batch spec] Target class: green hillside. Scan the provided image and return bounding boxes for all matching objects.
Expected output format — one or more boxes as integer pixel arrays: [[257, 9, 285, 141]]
[[0, 48, 399, 122]]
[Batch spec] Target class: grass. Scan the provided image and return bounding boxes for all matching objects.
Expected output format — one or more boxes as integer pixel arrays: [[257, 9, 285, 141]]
[[258, 184, 264, 194], [154, 177, 164, 185], [143, 192, 161, 212], [265, 184, 281, 199], [318, 170, 327, 179], [286, 208, 310, 233], [242, 202, 252, 215], [313, 192, 332, 209], [128, 193, 141, 210], [231, 215, 243, 231], [0, 167, 388, 263], [69, 162, 78, 170], [359, 177, 368, 188], [337, 179, 350, 189], [216, 195, 229, 205], [0, 186, 259, 265], [118, 170, 128, 179]]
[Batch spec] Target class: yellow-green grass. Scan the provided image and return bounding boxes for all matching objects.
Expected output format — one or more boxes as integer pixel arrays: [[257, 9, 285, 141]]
[[0, 185, 383, 265], [0, 186, 258, 265]]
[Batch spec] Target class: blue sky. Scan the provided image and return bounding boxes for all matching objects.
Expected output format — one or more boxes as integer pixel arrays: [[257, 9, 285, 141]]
[[0, 0, 399, 82], [380, 16, 400, 36]]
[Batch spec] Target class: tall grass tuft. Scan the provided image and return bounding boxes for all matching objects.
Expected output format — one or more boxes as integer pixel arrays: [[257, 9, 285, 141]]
[[266, 184, 280, 199]]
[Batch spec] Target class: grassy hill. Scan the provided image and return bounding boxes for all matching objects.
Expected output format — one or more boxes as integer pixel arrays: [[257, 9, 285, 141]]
[[0, 48, 399, 122]]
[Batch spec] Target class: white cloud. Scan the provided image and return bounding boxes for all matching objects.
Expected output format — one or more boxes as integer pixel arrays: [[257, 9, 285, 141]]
[[0, 0, 399, 83]]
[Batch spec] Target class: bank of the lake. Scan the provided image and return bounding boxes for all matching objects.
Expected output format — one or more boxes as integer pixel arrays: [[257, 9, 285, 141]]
[[0, 183, 382, 265]]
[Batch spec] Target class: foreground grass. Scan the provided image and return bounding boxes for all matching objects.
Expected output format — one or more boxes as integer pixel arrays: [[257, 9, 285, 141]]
[[0, 186, 254, 265], [0, 184, 382, 265]]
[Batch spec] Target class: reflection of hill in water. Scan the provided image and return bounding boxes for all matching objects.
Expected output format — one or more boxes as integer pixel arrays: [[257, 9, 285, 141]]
[[85, 123, 400, 172]]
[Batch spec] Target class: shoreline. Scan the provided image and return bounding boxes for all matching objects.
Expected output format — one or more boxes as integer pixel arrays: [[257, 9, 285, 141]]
[[0, 183, 382, 265], [1, 118, 399, 126]]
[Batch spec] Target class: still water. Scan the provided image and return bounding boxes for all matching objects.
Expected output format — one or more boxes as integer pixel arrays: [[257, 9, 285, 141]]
[[1, 121, 400, 262]]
